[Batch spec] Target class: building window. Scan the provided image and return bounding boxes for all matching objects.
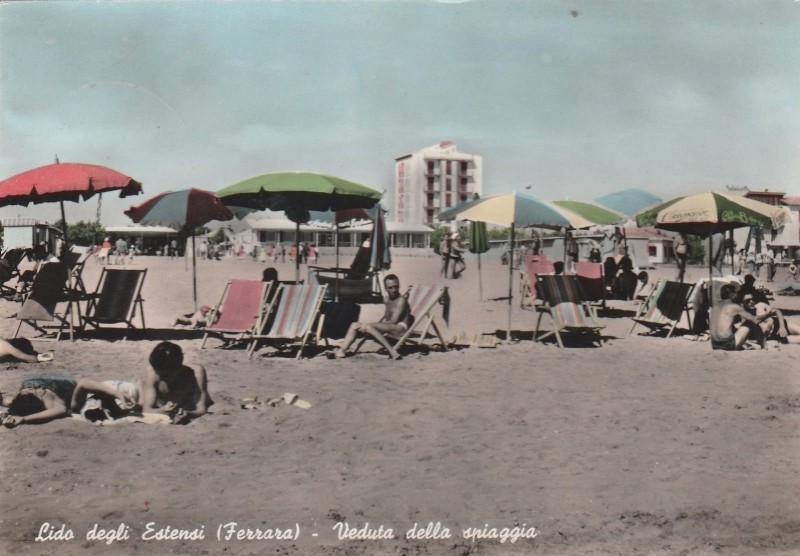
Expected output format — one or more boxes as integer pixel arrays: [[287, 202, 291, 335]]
[[445, 178, 452, 191], [427, 193, 434, 205], [459, 177, 468, 191], [446, 193, 452, 207], [460, 161, 468, 175], [427, 176, 434, 188], [427, 160, 435, 174], [445, 161, 452, 174]]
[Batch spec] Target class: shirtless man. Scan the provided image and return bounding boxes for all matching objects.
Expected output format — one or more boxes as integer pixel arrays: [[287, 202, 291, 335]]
[[334, 274, 411, 360], [709, 284, 774, 351], [141, 341, 213, 424]]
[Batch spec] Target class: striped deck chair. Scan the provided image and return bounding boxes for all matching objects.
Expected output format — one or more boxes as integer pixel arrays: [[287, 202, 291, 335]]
[[520, 256, 556, 308], [575, 261, 606, 309], [629, 280, 695, 338], [80, 268, 147, 339], [201, 279, 273, 349], [14, 261, 78, 341], [534, 274, 604, 348], [355, 285, 449, 355], [248, 283, 328, 359]]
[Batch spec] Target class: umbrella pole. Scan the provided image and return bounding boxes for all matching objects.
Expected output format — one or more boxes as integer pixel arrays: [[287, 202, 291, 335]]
[[478, 252, 483, 302], [59, 200, 68, 250], [335, 224, 340, 302], [507, 223, 515, 342], [729, 230, 735, 274], [192, 234, 198, 312], [295, 222, 300, 284]]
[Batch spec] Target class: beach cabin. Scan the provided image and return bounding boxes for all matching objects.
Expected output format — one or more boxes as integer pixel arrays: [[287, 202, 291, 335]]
[[1, 217, 62, 252]]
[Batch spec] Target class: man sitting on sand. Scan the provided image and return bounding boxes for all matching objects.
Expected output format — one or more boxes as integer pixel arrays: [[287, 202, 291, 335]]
[[141, 341, 212, 424], [334, 274, 411, 360], [710, 284, 774, 351], [1, 373, 76, 427]]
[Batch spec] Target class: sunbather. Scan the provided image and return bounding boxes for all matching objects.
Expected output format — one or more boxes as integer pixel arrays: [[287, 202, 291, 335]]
[[1, 373, 76, 427], [334, 274, 411, 360], [69, 378, 141, 421], [173, 305, 212, 328], [709, 284, 774, 351], [0, 338, 53, 363], [141, 341, 212, 424]]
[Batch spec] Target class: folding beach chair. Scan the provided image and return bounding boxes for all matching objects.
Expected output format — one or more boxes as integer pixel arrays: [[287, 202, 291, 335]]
[[354, 284, 450, 355], [629, 280, 695, 338], [520, 256, 555, 308], [201, 279, 274, 349], [14, 261, 78, 341], [575, 261, 606, 309], [0, 248, 30, 298], [248, 283, 328, 359], [534, 274, 604, 348], [81, 268, 147, 339]]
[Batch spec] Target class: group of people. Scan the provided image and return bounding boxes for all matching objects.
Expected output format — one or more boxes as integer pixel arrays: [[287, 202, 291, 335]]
[[1, 341, 212, 427], [439, 232, 466, 279]]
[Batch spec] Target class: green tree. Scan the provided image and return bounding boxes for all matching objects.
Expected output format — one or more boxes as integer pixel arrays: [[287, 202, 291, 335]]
[[488, 227, 510, 240], [687, 234, 705, 264], [431, 226, 450, 254], [209, 228, 226, 245], [65, 220, 106, 246]]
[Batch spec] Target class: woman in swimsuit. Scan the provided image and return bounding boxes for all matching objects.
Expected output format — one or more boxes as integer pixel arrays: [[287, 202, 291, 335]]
[[1, 373, 75, 427]]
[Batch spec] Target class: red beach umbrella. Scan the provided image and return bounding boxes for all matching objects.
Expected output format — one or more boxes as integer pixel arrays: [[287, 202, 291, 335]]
[[0, 160, 142, 246]]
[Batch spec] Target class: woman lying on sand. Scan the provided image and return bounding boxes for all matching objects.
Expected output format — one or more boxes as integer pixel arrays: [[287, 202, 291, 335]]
[[1, 373, 75, 427], [0, 338, 54, 363]]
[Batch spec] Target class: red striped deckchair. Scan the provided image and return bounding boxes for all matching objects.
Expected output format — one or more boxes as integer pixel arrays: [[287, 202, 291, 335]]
[[201, 279, 273, 349], [520, 256, 556, 308], [352, 284, 449, 356], [392, 284, 449, 352], [575, 261, 606, 309], [248, 283, 328, 359], [629, 280, 695, 338], [534, 274, 604, 348]]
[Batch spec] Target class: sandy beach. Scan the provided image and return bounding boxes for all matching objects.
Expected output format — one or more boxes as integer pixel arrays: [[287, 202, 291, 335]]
[[1, 250, 799, 555]]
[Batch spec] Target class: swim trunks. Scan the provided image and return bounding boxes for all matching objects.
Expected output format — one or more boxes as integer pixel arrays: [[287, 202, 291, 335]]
[[711, 333, 737, 351]]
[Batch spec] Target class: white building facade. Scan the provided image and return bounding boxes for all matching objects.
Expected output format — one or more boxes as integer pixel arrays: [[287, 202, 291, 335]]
[[394, 141, 483, 228]]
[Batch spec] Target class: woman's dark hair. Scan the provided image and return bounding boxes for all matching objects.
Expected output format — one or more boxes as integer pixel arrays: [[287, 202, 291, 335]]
[[8, 338, 36, 356], [149, 341, 183, 371], [262, 267, 279, 282], [8, 393, 45, 416]]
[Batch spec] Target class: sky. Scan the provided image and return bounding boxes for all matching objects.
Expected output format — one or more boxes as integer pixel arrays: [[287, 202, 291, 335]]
[[0, 0, 798, 226]]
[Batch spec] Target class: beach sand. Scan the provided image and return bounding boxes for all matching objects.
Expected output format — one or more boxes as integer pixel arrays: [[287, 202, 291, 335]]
[[1, 251, 799, 555]]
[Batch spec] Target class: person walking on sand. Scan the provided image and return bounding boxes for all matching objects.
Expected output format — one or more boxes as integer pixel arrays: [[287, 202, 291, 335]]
[[334, 274, 411, 360], [439, 234, 451, 278], [450, 233, 466, 279], [674, 233, 689, 283]]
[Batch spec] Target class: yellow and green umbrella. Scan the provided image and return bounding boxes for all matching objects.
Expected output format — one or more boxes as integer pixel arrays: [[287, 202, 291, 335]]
[[635, 191, 789, 236]]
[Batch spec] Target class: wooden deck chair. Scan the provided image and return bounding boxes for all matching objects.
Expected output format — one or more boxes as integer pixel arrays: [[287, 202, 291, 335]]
[[0, 248, 30, 297], [534, 274, 604, 348], [14, 261, 78, 341], [248, 283, 328, 359], [629, 280, 695, 338], [355, 285, 450, 355], [520, 256, 556, 308], [81, 268, 147, 339], [575, 261, 606, 309], [200, 279, 273, 349]]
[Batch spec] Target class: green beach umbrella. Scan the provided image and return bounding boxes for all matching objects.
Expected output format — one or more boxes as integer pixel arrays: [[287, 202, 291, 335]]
[[468, 220, 489, 301], [551, 200, 624, 226], [218, 172, 382, 282]]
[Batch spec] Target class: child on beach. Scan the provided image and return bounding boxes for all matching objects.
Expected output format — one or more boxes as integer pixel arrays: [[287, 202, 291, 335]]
[[69, 378, 141, 421], [141, 341, 212, 424], [173, 305, 213, 328]]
